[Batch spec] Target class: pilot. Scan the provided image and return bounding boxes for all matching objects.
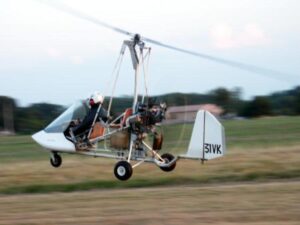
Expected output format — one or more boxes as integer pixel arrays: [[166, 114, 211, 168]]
[[70, 92, 108, 143]]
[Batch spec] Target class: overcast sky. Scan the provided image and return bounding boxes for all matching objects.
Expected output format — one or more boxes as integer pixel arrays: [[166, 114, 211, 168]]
[[0, 0, 299, 106]]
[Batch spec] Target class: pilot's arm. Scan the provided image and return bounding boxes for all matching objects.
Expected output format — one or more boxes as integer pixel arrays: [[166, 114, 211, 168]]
[[99, 107, 109, 123]]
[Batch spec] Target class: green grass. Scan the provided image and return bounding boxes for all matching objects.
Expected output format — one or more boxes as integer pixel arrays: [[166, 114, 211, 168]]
[[0, 135, 47, 162], [162, 116, 300, 152], [224, 116, 300, 147], [2, 168, 300, 195], [0, 116, 300, 195], [1, 116, 300, 162]]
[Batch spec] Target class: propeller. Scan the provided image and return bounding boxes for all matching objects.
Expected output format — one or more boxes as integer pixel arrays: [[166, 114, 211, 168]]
[[37, 0, 296, 82]]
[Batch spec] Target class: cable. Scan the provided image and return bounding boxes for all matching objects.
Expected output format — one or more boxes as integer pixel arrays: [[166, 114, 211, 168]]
[[103, 48, 124, 98], [107, 48, 125, 116], [141, 49, 151, 103]]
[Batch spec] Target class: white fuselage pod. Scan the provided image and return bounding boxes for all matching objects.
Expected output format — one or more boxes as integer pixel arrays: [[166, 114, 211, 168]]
[[32, 130, 75, 153]]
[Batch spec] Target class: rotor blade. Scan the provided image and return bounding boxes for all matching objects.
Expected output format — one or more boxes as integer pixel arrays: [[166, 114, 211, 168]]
[[37, 0, 296, 82], [37, 0, 134, 37], [143, 37, 295, 81]]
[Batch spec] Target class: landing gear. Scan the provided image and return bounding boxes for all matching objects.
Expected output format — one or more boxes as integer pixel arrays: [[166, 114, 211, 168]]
[[159, 153, 176, 172], [114, 161, 133, 181], [50, 153, 62, 168]]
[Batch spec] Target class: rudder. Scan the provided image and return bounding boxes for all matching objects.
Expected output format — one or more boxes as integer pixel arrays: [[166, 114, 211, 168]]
[[182, 110, 226, 160]]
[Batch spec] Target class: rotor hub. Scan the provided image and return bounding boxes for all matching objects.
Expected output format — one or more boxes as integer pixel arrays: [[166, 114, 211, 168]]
[[133, 33, 141, 44]]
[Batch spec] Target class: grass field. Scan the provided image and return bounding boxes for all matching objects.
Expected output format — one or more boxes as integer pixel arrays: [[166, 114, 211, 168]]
[[163, 116, 300, 151], [0, 116, 299, 224], [0, 116, 299, 194], [0, 181, 299, 225]]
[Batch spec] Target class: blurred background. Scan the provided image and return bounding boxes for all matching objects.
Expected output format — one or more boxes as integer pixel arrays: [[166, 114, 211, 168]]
[[0, 0, 299, 224]]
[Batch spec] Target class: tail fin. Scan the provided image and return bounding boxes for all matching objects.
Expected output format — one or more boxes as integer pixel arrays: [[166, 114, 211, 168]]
[[181, 110, 226, 160]]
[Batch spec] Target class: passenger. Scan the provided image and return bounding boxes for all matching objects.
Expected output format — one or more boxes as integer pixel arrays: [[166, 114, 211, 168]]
[[148, 102, 167, 125], [70, 92, 108, 142], [138, 102, 167, 126]]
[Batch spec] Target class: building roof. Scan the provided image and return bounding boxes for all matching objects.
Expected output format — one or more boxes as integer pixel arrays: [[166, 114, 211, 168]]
[[167, 104, 223, 115]]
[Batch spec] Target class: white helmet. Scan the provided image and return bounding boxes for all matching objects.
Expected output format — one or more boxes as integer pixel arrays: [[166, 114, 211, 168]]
[[89, 91, 104, 105]]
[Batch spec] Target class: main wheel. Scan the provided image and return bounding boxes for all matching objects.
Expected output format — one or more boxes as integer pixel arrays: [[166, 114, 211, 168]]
[[114, 161, 133, 181], [50, 153, 62, 168], [159, 153, 176, 172]]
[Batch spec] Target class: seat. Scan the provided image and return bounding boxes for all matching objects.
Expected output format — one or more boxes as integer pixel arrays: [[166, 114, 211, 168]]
[[89, 122, 105, 139], [121, 108, 133, 126], [110, 108, 133, 128]]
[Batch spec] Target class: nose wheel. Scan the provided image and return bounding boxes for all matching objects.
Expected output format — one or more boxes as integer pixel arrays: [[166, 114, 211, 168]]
[[50, 153, 62, 168], [114, 161, 133, 181]]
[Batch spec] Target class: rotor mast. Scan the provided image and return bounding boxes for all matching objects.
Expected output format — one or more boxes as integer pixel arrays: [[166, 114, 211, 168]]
[[123, 34, 147, 113]]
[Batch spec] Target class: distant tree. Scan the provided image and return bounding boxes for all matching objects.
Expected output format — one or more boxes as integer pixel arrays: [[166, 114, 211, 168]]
[[211, 88, 230, 106], [210, 87, 231, 113], [15, 103, 65, 133], [241, 96, 272, 117], [8, 86, 300, 134], [268, 86, 300, 115], [0, 98, 3, 129], [0, 96, 16, 132], [229, 87, 244, 113], [295, 90, 300, 115]]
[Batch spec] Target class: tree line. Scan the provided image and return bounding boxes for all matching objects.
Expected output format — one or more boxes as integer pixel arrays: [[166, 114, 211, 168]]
[[1, 86, 300, 134]]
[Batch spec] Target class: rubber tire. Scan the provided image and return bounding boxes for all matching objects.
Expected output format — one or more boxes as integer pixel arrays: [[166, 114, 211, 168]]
[[160, 153, 176, 172], [114, 161, 133, 181], [50, 154, 62, 168]]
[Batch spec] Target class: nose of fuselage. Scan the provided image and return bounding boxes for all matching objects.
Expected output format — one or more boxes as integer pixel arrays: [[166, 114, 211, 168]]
[[32, 130, 76, 152], [32, 130, 46, 147]]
